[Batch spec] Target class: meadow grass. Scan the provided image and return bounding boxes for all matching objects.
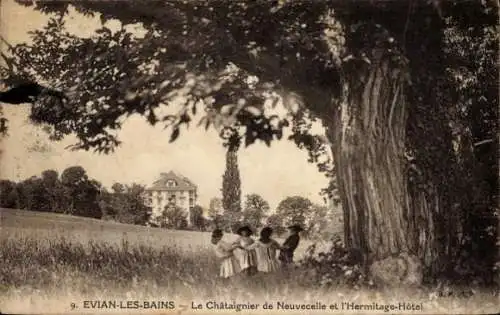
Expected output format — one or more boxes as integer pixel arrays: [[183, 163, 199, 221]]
[[0, 209, 321, 312], [0, 236, 322, 313], [1, 236, 217, 298], [1, 236, 499, 314]]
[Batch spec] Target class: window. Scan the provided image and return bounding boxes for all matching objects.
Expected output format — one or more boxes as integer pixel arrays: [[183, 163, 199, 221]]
[[167, 180, 177, 187], [168, 193, 177, 204], [146, 194, 153, 205]]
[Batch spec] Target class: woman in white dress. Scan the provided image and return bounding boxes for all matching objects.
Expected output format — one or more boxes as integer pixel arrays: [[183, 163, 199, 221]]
[[233, 226, 258, 275], [243, 227, 282, 273], [211, 229, 241, 278]]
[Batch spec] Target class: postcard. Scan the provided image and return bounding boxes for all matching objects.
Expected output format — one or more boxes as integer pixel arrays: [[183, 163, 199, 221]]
[[1, 0, 498, 314]]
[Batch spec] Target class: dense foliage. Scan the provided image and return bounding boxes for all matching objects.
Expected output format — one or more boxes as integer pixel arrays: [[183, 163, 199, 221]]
[[157, 204, 188, 229], [189, 205, 206, 231], [0, 167, 102, 218], [276, 196, 313, 227], [241, 193, 270, 229], [305, 204, 332, 239], [0, 167, 154, 223], [99, 182, 151, 225], [299, 235, 370, 290], [206, 197, 226, 230]]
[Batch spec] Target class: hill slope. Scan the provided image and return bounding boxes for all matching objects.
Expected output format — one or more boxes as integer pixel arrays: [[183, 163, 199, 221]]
[[1, 208, 217, 251]]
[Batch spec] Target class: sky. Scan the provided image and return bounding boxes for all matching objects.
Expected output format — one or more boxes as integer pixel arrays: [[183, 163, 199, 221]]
[[0, 0, 331, 210]]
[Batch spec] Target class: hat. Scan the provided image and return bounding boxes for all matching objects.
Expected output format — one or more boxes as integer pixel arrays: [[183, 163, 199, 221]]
[[260, 227, 273, 238], [236, 225, 253, 236], [287, 224, 303, 232], [211, 229, 223, 238]]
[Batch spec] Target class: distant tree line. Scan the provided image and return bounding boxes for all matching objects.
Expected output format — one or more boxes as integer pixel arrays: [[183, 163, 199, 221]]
[[160, 203, 207, 231], [216, 143, 341, 239], [99, 182, 151, 225], [0, 166, 102, 218], [206, 194, 341, 240], [0, 166, 152, 224], [0, 166, 341, 238]]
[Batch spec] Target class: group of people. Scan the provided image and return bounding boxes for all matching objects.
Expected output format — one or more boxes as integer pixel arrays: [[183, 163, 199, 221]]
[[211, 224, 304, 279]]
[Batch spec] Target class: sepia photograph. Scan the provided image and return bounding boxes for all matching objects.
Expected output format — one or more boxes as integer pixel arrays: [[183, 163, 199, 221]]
[[0, 0, 498, 314]]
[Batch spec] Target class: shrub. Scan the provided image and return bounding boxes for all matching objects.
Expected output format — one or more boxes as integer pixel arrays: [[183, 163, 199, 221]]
[[297, 234, 372, 290]]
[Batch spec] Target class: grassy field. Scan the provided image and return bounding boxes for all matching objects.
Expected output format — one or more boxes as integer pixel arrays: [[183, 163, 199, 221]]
[[0, 208, 322, 256], [1, 208, 498, 314]]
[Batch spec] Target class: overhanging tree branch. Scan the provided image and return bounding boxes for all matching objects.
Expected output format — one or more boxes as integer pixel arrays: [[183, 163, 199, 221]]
[[0, 82, 68, 105]]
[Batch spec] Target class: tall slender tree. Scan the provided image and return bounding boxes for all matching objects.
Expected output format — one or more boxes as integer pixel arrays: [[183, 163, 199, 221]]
[[222, 145, 242, 230]]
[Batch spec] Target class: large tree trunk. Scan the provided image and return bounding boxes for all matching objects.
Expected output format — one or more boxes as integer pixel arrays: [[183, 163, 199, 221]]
[[323, 48, 428, 286]]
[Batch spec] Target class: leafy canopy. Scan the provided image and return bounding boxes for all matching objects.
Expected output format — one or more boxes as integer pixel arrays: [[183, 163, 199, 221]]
[[242, 193, 270, 228], [2, 0, 346, 153]]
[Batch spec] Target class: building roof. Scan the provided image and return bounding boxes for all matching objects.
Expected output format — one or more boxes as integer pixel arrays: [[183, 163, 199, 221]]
[[145, 171, 197, 191]]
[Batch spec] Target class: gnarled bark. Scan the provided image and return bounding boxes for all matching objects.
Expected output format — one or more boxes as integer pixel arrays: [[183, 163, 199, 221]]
[[322, 49, 430, 285]]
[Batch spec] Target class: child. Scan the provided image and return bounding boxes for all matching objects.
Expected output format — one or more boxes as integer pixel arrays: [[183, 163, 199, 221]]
[[233, 225, 258, 275], [278, 224, 303, 267], [244, 227, 282, 273], [211, 229, 241, 279]]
